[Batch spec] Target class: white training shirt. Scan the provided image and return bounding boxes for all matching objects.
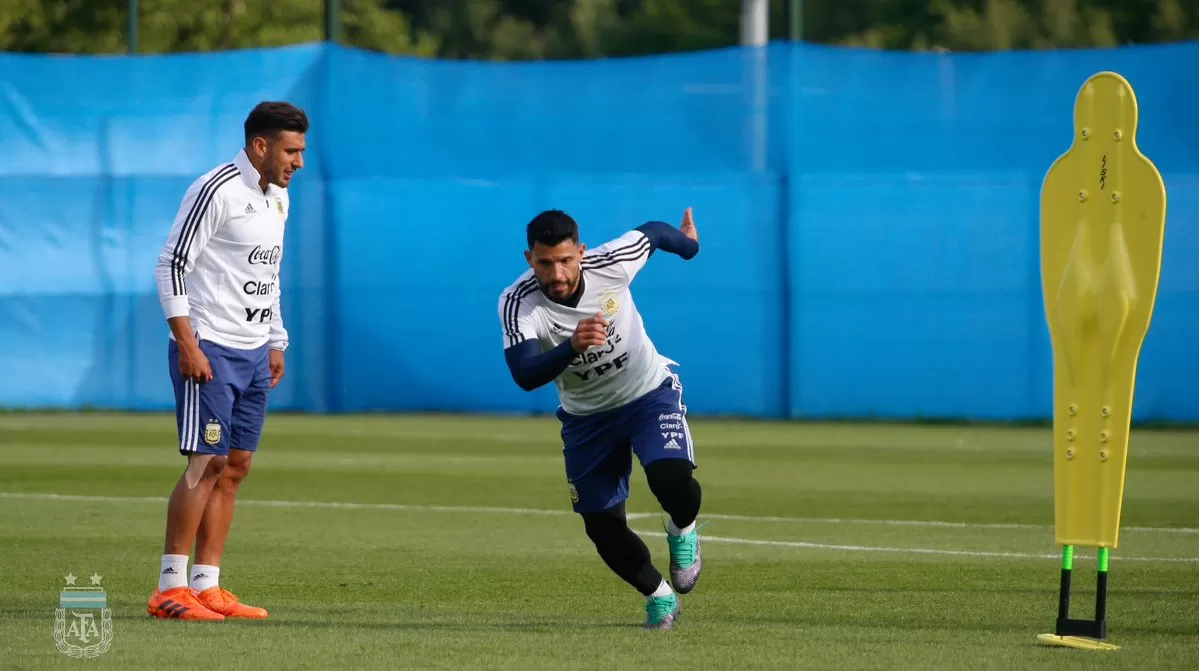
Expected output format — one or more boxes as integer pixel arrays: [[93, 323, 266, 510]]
[[499, 230, 676, 415], [154, 150, 289, 351]]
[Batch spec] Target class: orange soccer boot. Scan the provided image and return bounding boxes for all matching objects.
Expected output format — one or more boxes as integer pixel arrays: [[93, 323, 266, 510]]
[[194, 586, 269, 619], [146, 586, 225, 621]]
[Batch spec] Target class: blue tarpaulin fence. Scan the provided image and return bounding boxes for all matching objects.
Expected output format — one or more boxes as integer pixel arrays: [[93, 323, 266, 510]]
[[1, 41, 1195, 421]]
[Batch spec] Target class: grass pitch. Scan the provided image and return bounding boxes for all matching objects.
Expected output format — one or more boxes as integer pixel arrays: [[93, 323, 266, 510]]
[[1, 413, 1197, 669]]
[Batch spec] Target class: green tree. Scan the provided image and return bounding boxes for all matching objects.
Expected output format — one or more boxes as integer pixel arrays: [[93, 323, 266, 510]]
[[0, 0, 437, 55], [543, 0, 627, 58], [927, 0, 1118, 51], [0, 0, 126, 53], [422, 0, 544, 60], [4, 0, 1199, 60], [593, 0, 741, 55], [1150, 0, 1191, 42], [827, 0, 1199, 51]]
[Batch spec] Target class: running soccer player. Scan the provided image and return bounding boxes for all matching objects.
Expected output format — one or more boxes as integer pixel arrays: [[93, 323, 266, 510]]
[[497, 208, 705, 630], [146, 102, 307, 621]]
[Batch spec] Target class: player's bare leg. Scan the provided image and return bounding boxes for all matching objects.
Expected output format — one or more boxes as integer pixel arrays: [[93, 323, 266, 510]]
[[195, 448, 252, 567], [147, 454, 227, 620], [165, 454, 227, 554], [192, 447, 268, 618]]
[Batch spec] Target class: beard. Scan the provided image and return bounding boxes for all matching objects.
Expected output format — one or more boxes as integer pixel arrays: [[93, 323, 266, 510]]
[[539, 276, 576, 300]]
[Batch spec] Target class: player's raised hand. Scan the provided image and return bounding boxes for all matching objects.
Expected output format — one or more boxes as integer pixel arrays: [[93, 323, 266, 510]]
[[680, 207, 698, 243], [571, 312, 609, 352], [178, 345, 214, 384]]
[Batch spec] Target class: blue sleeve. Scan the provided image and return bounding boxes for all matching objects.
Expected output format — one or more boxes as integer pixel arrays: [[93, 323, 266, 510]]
[[504, 339, 577, 392], [635, 221, 699, 260]]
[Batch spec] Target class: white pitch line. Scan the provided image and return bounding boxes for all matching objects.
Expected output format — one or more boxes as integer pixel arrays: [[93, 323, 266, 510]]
[[634, 532, 1199, 564], [0, 491, 660, 520], [1, 491, 1192, 534], [1, 492, 1196, 563]]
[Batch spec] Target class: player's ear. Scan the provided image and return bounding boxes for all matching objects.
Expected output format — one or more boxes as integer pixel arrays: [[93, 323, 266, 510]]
[[577, 243, 586, 256], [524, 250, 533, 267]]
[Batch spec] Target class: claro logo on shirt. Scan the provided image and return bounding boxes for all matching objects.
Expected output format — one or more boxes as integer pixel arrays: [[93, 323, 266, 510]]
[[243, 279, 277, 296], [247, 245, 281, 266]]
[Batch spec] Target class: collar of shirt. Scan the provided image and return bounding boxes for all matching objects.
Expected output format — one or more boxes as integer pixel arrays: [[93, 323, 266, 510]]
[[234, 149, 281, 195]]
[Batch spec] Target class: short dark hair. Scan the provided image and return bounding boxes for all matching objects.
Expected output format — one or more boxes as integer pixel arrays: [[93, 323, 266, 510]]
[[526, 210, 579, 250], [244, 101, 309, 145]]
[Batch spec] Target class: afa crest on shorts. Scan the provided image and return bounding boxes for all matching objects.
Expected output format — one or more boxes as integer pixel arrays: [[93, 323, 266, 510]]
[[204, 419, 222, 445], [567, 480, 579, 504], [54, 573, 112, 659]]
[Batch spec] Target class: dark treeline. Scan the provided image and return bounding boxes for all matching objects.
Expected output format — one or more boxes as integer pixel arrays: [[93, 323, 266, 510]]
[[2, 0, 1195, 58]]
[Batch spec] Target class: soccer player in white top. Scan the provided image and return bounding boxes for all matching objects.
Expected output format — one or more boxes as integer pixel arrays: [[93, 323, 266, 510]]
[[146, 102, 307, 622], [498, 208, 705, 630]]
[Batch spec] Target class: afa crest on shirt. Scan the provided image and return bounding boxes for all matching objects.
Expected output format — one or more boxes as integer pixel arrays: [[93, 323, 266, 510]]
[[274, 198, 284, 216], [599, 292, 620, 318], [204, 419, 221, 446]]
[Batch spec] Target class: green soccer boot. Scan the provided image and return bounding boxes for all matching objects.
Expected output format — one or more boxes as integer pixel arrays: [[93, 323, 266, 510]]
[[665, 519, 704, 594], [644, 592, 681, 630]]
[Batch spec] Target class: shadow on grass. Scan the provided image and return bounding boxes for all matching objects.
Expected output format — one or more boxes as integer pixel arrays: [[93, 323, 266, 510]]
[[7, 610, 643, 632], [247, 619, 644, 632]]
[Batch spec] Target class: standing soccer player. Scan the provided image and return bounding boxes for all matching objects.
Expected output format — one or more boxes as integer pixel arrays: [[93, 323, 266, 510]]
[[146, 102, 307, 621], [497, 208, 705, 630]]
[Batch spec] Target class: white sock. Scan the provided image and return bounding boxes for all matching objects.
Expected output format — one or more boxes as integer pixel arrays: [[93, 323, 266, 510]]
[[649, 579, 673, 598], [189, 564, 220, 592], [158, 554, 188, 591], [668, 520, 696, 536]]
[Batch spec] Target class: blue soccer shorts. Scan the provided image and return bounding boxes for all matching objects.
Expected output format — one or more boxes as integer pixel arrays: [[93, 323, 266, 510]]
[[557, 372, 697, 514], [168, 338, 271, 456]]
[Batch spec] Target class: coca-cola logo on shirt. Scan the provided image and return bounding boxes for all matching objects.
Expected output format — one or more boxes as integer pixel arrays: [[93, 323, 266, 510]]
[[248, 245, 281, 266]]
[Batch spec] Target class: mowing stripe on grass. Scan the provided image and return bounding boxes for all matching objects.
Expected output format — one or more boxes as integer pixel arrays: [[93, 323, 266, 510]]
[[698, 512, 1199, 535], [0, 491, 581, 518], [3, 491, 1196, 564]]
